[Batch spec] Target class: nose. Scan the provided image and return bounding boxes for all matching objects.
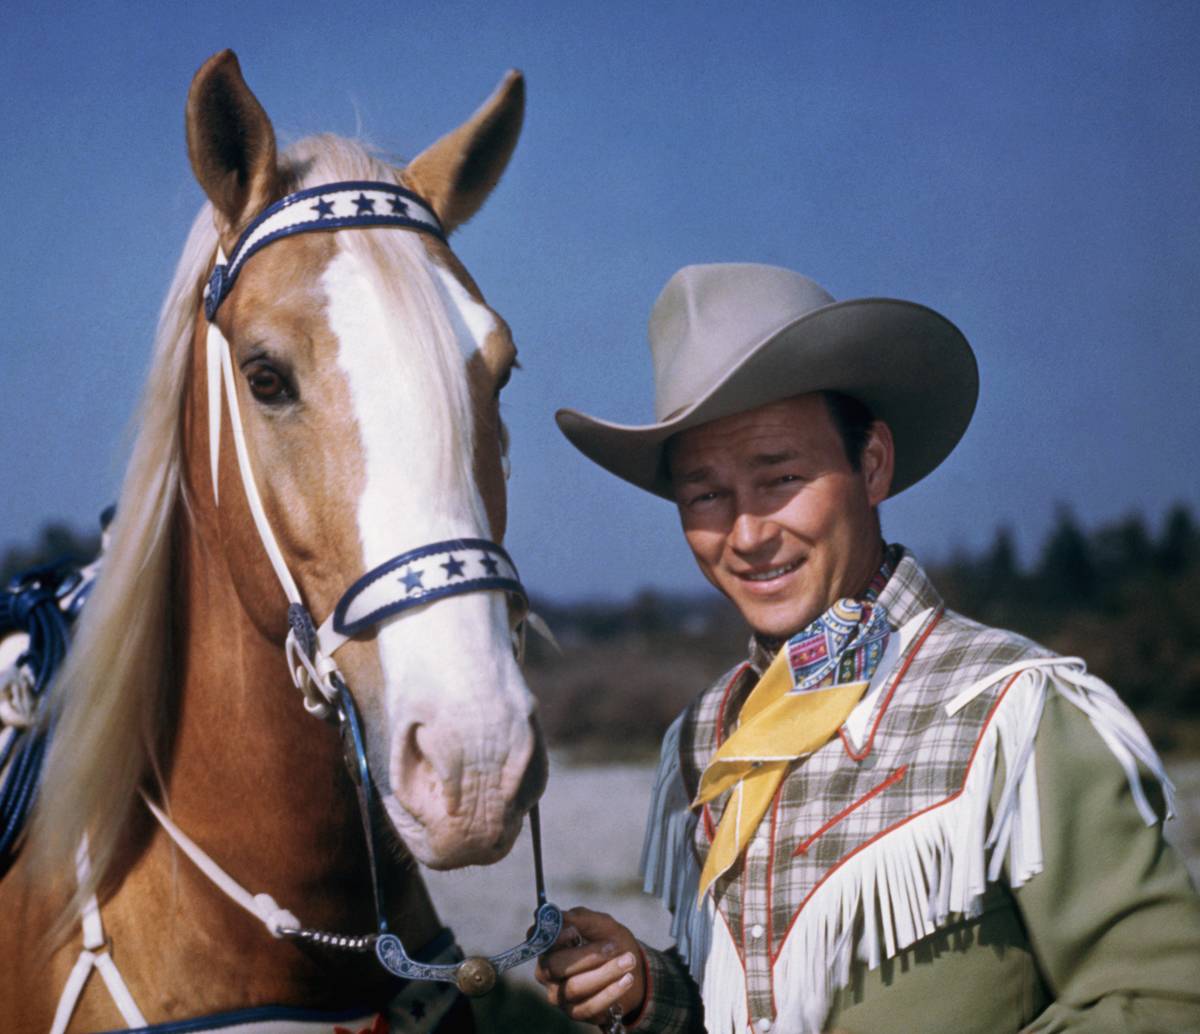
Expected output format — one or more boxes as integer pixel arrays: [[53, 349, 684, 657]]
[[399, 720, 467, 815], [729, 508, 779, 556], [393, 713, 543, 829]]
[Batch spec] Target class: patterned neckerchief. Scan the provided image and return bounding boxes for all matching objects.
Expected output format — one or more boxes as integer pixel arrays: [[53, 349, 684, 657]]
[[749, 546, 894, 683]]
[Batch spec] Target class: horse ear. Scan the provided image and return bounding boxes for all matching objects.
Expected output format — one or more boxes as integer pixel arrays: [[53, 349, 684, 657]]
[[404, 71, 525, 234], [186, 50, 280, 244]]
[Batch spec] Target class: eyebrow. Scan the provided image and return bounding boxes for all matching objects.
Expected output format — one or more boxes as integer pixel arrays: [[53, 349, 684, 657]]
[[674, 449, 803, 485]]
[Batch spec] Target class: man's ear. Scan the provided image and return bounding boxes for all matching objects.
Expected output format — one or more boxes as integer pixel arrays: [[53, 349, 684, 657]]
[[403, 71, 524, 235], [861, 420, 895, 506], [185, 50, 281, 251]]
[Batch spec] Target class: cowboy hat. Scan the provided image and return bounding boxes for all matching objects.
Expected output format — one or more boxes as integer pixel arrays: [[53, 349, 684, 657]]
[[555, 263, 978, 499]]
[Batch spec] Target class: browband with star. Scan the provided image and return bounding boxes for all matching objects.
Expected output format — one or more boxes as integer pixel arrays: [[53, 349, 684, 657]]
[[204, 181, 445, 320]]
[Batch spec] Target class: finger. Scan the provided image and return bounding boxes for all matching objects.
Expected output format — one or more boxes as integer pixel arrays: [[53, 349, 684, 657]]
[[550, 923, 581, 949], [568, 969, 636, 1023], [561, 907, 618, 940], [539, 940, 619, 981], [539, 977, 564, 1008], [562, 951, 639, 1004]]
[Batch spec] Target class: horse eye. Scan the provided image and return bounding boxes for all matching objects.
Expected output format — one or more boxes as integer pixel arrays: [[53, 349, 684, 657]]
[[247, 364, 291, 404]]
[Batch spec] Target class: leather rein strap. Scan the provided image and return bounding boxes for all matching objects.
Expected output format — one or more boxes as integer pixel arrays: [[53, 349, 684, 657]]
[[193, 179, 562, 993]]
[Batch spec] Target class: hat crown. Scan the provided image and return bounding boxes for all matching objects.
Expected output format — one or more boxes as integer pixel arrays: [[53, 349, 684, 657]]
[[649, 263, 836, 420]]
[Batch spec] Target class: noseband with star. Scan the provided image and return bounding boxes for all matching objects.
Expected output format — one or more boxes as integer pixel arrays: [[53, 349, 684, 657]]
[[192, 179, 562, 994]]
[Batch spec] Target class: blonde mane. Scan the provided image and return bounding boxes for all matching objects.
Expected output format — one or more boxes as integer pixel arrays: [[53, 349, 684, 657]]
[[30, 135, 481, 908]]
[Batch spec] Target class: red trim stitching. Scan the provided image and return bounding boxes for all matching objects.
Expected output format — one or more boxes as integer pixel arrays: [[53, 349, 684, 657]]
[[839, 609, 943, 761], [770, 670, 1024, 963], [766, 778, 784, 1015], [702, 801, 716, 842], [715, 663, 749, 748], [793, 765, 908, 856], [739, 887, 749, 986]]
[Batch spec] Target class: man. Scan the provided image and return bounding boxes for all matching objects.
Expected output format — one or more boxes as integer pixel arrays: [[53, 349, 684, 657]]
[[536, 263, 1200, 1032]]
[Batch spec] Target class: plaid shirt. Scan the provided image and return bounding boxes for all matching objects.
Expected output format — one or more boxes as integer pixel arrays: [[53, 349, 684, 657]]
[[632, 546, 1055, 1033]]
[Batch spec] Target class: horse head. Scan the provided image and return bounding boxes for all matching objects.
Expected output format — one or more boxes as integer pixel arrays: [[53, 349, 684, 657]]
[[183, 51, 544, 870]]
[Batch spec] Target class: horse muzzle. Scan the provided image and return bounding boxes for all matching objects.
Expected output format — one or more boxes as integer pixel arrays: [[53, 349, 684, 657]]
[[385, 711, 547, 868]]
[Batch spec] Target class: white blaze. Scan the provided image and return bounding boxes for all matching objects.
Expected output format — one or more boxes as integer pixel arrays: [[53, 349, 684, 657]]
[[321, 239, 530, 809], [432, 262, 498, 360]]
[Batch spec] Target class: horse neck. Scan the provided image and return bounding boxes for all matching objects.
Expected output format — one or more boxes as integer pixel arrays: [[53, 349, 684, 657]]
[[166, 511, 366, 910]]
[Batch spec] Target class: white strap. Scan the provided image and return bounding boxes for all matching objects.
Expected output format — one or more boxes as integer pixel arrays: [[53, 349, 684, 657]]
[[315, 613, 350, 658], [944, 655, 1085, 715], [285, 627, 341, 719], [49, 951, 98, 1034], [50, 840, 148, 1034], [49, 947, 149, 1034], [206, 307, 302, 605], [207, 310, 223, 508], [142, 793, 301, 937], [206, 280, 346, 715], [946, 655, 1175, 827], [1051, 665, 1176, 824]]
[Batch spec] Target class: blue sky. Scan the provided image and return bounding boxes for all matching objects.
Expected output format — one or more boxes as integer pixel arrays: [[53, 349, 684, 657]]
[[2, 1, 1197, 599]]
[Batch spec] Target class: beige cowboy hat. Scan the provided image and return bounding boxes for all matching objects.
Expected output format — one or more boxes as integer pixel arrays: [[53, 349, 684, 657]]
[[556, 262, 978, 499]]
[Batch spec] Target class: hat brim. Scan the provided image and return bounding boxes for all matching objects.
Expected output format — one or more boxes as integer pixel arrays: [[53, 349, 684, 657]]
[[555, 297, 978, 500]]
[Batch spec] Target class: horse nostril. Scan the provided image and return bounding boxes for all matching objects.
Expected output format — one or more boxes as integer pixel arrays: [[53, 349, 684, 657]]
[[401, 721, 464, 817]]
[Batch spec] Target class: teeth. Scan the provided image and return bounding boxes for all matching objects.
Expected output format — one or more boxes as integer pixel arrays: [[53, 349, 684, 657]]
[[744, 561, 798, 582]]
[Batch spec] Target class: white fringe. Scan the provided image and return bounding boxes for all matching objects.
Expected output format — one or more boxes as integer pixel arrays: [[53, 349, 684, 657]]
[[699, 914, 748, 1034], [644, 660, 1176, 1034], [769, 661, 1175, 1033]]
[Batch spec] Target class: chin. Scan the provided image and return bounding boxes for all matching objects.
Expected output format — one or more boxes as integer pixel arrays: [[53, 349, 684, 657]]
[[744, 602, 820, 641]]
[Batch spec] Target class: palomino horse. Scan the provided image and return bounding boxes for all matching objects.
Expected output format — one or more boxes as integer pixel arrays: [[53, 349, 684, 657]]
[[1, 51, 549, 1032]]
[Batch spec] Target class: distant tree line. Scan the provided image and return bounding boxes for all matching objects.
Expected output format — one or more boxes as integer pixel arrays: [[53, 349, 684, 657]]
[[930, 504, 1199, 731], [524, 503, 1200, 754], [4, 504, 1198, 753]]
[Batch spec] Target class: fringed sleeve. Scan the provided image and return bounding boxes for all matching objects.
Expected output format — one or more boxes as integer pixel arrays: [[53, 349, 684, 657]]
[[771, 657, 1191, 1033], [632, 712, 709, 1032], [1010, 668, 1200, 1030], [639, 713, 713, 974]]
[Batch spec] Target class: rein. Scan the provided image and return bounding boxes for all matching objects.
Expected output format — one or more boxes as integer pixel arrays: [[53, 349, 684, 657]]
[[189, 178, 562, 995]]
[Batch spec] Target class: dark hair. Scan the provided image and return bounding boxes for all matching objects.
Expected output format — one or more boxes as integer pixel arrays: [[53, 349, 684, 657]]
[[821, 391, 875, 471]]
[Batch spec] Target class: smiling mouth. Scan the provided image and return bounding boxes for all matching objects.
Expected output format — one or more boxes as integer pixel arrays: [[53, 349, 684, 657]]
[[739, 558, 802, 582]]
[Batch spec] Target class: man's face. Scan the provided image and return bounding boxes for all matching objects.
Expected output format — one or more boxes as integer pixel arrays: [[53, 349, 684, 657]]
[[669, 393, 893, 639]]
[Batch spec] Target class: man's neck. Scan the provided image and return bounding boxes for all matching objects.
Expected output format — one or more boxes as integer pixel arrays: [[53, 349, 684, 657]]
[[753, 539, 890, 655]]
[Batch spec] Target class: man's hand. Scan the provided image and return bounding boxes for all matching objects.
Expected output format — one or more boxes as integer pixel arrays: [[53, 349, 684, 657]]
[[535, 907, 646, 1025]]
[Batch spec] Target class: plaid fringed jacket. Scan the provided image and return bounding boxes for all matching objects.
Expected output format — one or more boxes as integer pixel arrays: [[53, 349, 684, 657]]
[[632, 547, 1200, 1034]]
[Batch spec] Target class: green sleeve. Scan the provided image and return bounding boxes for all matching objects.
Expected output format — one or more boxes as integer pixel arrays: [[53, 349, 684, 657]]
[[1014, 687, 1200, 1032]]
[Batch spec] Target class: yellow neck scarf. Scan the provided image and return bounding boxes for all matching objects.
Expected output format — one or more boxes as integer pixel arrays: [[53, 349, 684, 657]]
[[693, 597, 889, 901]]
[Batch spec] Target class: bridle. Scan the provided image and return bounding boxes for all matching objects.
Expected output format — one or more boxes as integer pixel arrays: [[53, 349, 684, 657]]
[[197, 179, 562, 995]]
